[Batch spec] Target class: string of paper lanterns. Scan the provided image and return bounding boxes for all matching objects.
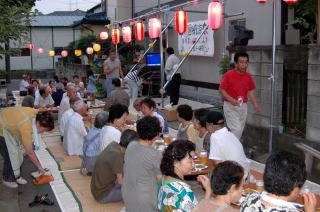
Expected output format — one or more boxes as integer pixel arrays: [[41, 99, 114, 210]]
[[27, 0, 237, 58]]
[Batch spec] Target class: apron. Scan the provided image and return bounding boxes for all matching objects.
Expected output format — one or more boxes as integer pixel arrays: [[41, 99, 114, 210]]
[[0, 107, 40, 178]]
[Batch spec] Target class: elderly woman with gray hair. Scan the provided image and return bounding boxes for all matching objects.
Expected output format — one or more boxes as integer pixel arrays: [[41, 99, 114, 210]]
[[80, 112, 109, 176], [63, 99, 89, 155]]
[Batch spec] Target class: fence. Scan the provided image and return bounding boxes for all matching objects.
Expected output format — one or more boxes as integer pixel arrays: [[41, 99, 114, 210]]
[[282, 68, 308, 136]]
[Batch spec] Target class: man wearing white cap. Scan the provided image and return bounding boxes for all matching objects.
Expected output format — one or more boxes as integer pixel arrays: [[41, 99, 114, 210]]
[[63, 100, 88, 155]]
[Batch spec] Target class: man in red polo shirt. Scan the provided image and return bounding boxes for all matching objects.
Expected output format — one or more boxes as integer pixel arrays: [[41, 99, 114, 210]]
[[219, 52, 261, 139]]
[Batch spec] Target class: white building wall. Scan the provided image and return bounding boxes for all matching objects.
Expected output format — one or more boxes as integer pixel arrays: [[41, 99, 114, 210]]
[[107, 0, 132, 21], [0, 27, 81, 71], [132, 0, 282, 89]]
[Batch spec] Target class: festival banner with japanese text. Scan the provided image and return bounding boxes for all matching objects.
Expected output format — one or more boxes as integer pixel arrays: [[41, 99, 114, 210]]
[[178, 20, 214, 57]]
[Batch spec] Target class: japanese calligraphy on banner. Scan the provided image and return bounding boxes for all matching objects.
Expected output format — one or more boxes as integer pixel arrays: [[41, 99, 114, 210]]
[[178, 20, 214, 57]]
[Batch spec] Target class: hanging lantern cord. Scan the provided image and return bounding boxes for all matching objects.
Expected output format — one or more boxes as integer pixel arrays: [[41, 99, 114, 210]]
[[162, 24, 209, 90]]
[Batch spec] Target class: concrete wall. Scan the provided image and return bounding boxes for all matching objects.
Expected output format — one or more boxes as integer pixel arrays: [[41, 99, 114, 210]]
[[228, 46, 284, 129], [306, 45, 320, 142], [107, 0, 132, 21], [0, 27, 81, 71], [55, 60, 90, 80]]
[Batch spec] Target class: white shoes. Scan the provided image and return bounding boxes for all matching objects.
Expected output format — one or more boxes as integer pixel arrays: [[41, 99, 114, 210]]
[[16, 177, 27, 185], [2, 177, 27, 188], [2, 180, 18, 188]]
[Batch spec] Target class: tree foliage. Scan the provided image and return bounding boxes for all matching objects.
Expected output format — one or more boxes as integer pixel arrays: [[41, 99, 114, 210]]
[[0, 0, 37, 57], [287, 0, 318, 43]]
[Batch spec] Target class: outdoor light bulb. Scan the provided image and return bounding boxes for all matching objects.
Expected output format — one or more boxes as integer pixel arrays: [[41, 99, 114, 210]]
[[93, 43, 101, 52], [28, 44, 34, 50], [86, 47, 94, 55], [61, 50, 68, 57], [99, 31, 108, 40], [75, 49, 82, 56], [37, 48, 44, 54], [49, 50, 55, 56]]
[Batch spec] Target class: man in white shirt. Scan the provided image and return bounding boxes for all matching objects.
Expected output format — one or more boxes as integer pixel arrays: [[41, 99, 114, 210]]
[[19, 75, 29, 95], [63, 100, 88, 155], [34, 87, 54, 109], [59, 96, 80, 138], [164, 47, 181, 105], [58, 85, 77, 123], [206, 111, 251, 177]]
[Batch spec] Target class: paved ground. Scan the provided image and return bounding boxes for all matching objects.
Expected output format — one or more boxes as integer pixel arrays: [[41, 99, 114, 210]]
[[0, 156, 60, 212]]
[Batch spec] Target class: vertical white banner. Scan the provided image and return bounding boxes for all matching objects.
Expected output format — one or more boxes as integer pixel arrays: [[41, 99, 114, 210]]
[[178, 20, 214, 57]]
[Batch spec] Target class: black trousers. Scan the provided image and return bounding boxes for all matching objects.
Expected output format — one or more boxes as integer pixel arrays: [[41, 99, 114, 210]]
[[0, 136, 16, 182], [166, 73, 181, 105]]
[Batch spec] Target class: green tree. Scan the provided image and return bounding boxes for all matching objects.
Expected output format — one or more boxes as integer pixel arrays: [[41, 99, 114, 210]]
[[287, 0, 318, 44], [0, 0, 36, 82]]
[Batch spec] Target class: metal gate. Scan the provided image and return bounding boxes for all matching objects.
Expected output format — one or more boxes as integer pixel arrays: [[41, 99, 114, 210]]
[[282, 69, 308, 137]]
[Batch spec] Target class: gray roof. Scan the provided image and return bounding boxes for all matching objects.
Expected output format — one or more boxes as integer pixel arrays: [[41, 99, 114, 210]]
[[30, 15, 85, 27]]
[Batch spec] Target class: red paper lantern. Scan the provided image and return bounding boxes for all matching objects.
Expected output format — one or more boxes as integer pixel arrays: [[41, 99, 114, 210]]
[[256, 0, 268, 3], [283, 0, 297, 4], [37, 48, 44, 54], [175, 10, 188, 35], [61, 50, 68, 57], [122, 26, 132, 43], [112, 28, 120, 44], [99, 31, 108, 40], [148, 18, 161, 39], [208, 1, 223, 30], [134, 22, 145, 41], [28, 44, 34, 50]]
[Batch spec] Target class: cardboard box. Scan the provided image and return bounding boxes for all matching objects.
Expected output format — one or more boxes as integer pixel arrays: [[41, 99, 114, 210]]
[[161, 105, 178, 122]]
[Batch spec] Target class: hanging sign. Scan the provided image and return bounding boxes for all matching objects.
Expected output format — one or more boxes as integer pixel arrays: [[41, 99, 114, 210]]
[[178, 20, 214, 57]]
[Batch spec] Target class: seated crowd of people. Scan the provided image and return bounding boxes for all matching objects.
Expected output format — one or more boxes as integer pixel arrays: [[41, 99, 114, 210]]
[[19, 74, 318, 212]]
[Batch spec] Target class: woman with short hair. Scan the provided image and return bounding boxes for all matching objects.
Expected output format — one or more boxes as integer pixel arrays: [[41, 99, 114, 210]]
[[158, 140, 211, 212], [193, 161, 244, 212], [122, 116, 163, 212]]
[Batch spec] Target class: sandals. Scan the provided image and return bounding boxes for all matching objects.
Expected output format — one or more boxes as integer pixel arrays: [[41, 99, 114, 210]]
[[29, 194, 54, 207]]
